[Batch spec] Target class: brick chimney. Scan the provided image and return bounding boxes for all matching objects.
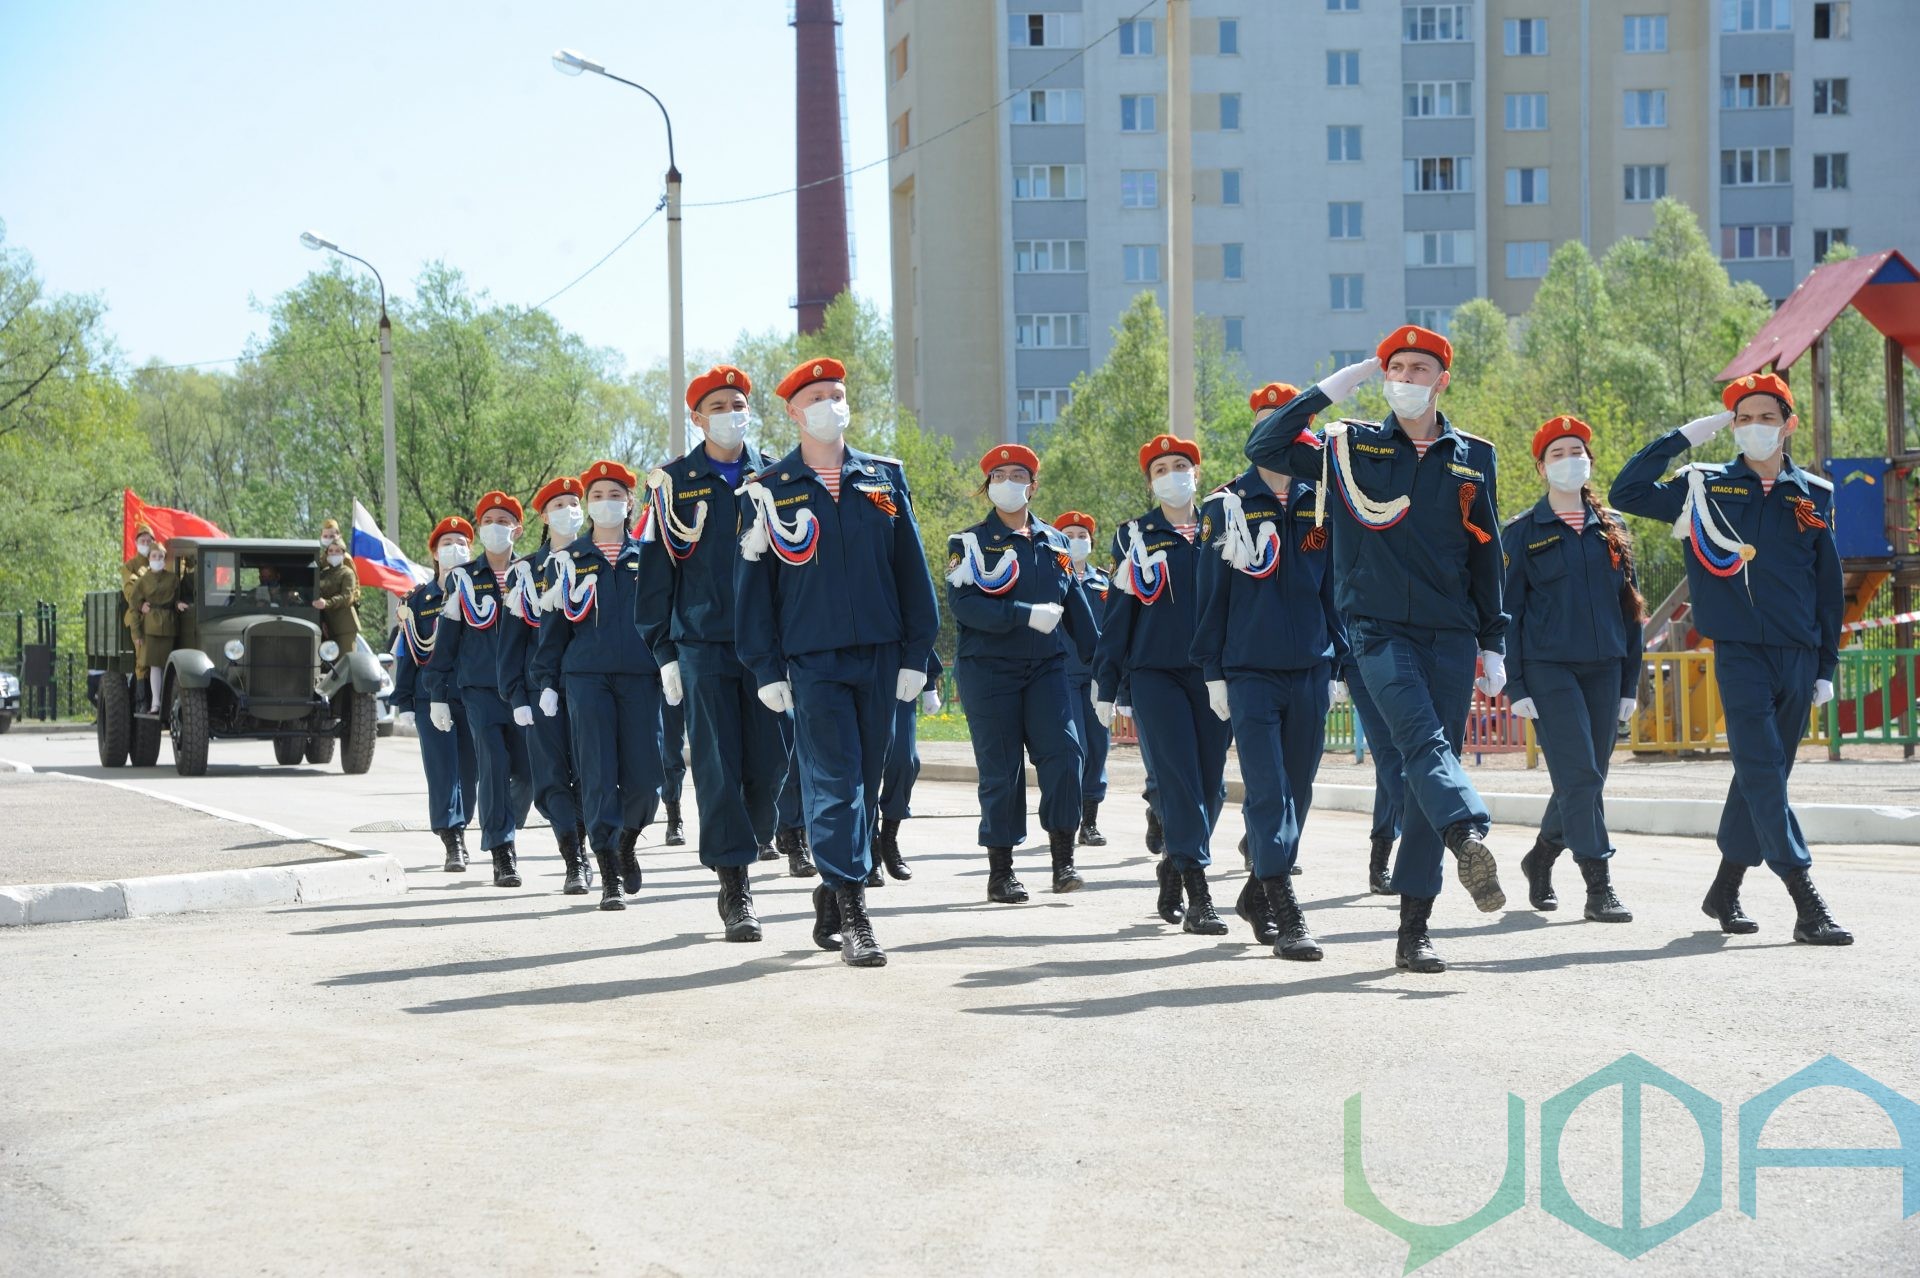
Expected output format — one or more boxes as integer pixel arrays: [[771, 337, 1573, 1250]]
[[792, 0, 850, 333]]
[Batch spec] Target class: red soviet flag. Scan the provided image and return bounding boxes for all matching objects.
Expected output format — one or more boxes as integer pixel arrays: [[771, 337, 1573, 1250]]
[[123, 489, 227, 560]]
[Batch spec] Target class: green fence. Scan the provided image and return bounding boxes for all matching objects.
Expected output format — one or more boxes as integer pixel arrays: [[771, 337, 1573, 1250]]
[[1820, 648, 1920, 749]]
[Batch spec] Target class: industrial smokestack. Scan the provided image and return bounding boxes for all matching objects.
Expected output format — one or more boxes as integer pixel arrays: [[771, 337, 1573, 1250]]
[[792, 0, 850, 334]]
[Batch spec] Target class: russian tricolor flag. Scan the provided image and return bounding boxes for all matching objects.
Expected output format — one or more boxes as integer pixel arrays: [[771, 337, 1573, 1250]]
[[352, 500, 433, 597]]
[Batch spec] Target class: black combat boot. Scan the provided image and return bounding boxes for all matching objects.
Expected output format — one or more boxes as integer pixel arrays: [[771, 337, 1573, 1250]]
[[777, 827, 818, 878], [986, 847, 1028, 903], [1368, 836, 1393, 895], [617, 827, 643, 895], [1077, 798, 1107, 847], [1443, 822, 1506, 913], [1520, 835, 1562, 911], [438, 828, 468, 873], [1154, 856, 1186, 925], [833, 881, 887, 967], [574, 827, 594, 890], [1048, 829, 1084, 893], [1262, 874, 1324, 961], [1577, 857, 1632, 923], [490, 842, 521, 889], [811, 883, 841, 951], [1782, 867, 1852, 945], [663, 800, 686, 846], [1395, 895, 1446, 973], [757, 840, 780, 862], [863, 851, 885, 888], [1235, 874, 1279, 944], [1144, 805, 1166, 857], [557, 828, 590, 895], [876, 817, 911, 880], [1701, 858, 1759, 934], [594, 849, 624, 911], [1181, 865, 1228, 936], [716, 865, 762, 943]]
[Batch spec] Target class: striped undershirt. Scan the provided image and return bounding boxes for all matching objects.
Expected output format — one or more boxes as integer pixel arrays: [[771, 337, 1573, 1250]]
[[594, 536, 623, 559], [1760, 477, 1776, 497], [814, 467, 842, 500], [1410, 437, 1435, 459], [1555, 507, 1587, 532], [1173, 521, 1198, 543]]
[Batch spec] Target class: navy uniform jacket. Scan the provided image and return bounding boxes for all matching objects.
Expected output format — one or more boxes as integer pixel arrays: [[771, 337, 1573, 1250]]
[[1609, 430, 1842, 680], [945, 512, 1097, 665], [423, 560, 513, 704], [1245, 385, 1508, 652], [636, 444, 777, 667], [1500, 498, 1644, 703], [1064, 565, 1110, 684], [733, 444, 940, 691], [390, 579, 449, 714], [531, 534, 659, 690], [1092, 507, 1204, 701], [496, 544, 566, 711], [1191, 469, 1350, 682]]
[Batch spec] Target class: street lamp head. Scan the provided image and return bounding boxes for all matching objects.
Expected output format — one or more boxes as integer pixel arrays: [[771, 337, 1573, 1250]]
[[299, 231, 335, 253], [551, 48, 603, 77]]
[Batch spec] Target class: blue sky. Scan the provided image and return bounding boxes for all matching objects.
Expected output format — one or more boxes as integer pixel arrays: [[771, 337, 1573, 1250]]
[[0, 0, 895, 373]]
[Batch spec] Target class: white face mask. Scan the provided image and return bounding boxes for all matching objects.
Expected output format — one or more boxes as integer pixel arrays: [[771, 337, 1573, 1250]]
[[546, 505, 584, 539], [1384, 379, 1435, 419], [136, 539, 152, 556], [988, 479, 1030, 514], [800, 397, 850, 442], [437, 542, 471, 569], [148, 554, 166, 571], [588, 499, 629, 529], [478, 524, 516, 555], [1066, 537, 1092, 563], [1543, 455, 1592, 493], [1732, 423, 1783, 462], [326, 552, 346, 568], [704, 411, 750, 451], [1152, 470, 1197, 507]]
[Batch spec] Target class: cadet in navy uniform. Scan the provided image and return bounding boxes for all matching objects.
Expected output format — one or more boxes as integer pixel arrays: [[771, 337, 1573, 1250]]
[[534, 460, 665, 912], [773, 754, 818, 876], [1610, 373, 1851, 944], [869, 649, 943, 886], [947, 444, 1098, 901], [499, 476, 592, 895], [1054, 511, 1111, 847], [1093, 433, 1235, 935], [1246, 326, 1508, 975], [734, 356, 940, 968], [1503, 416, 1642, 924], [1196, 383, 1350, 959], [425, 494, 536, 886], [391, 516, 480, 871], [637, 364, 787, 943]]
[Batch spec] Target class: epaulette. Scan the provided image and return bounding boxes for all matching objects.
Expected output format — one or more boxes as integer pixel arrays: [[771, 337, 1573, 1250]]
[[1804, 471, 1833, 492], [1455, 428, 1493, 446], [864, 453, 904, 468], [1503, 509, 1530, 528], [1672, 461, 1729, 478]]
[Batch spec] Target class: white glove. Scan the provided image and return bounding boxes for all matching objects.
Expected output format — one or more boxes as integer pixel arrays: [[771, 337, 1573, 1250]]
[[1088, 683, 1099, 710], [429, 702, 453, 732], [1095, 700, 1115, 728], [1618, 697, 1638, 723], [1206, 679, 1231, 721], [896, 667, 928, 702], [1316, 356, 1380, 406], [1475, 651, 1507, 698], [396, 710, 416, 730], [659, 661, 683, 706], [1813, 679, 1834, 707], [539, 687, 560, 718], [922, 688, 941, 715], [1115, 704, 1132, 720], [1510, 697, 1539, 720], [1330, 680, 1349, 705], [1680, 409, 1735, 447], [758, 681, 795, 714], [512, 705, 534, 728], [1025, 602, 1064, 634]]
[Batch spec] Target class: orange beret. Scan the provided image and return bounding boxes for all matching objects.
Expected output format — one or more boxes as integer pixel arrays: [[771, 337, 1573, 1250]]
[[580, 460, 639, 492], [687, 364, 752, 412], [1137, 434, 1202, 474], [1532, 415, 1593, 459], [775, 356, 847, 401], [979, 443, 1040, 477], [1054, 510, 1097, 536], [1722, 371, 1795, 415], [1249, 382, 1302, 414], [429, 516, 474, 551], [1377, 324, 1453, 371], [533, 475, 586, 513], [473, 491, 523, 524]]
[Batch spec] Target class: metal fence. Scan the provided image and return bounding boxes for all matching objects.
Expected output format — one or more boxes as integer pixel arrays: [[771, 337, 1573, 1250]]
[[1, 606, 93, 722]]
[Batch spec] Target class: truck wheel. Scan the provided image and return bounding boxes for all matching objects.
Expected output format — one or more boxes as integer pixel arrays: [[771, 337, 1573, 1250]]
[[304, 732, 336, 765], [97, 675, 130, 767], [341, 691, 376, 775], [172, 686, 210, 777], [130, 710, 163, 768], [273, 736, 306, 766]]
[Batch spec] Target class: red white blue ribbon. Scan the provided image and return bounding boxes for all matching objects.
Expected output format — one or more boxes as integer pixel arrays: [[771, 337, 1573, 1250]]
[[1115, 521, 1168, 605], [946, 531, 1020, 596], [738, 481, 821, 567], [543, 551, 600, 622], [502, 559, 542, 627], [443, 567, 499, 629], [1672, 467, 1752, 580]]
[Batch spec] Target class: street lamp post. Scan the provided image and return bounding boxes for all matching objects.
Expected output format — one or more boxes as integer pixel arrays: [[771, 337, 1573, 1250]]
[[552, 47, 686, 458], [300, 231, 399, 630]]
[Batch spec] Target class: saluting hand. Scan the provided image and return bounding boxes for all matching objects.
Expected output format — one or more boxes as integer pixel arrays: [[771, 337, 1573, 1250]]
[[1680, 409, 1735, 447], [1316, 356, 1380, 407]]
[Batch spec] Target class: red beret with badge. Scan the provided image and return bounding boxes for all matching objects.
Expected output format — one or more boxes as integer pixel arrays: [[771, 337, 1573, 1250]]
[[1722, 371, 1795, 415], [580, 460, 639, 492], [979, 443, 1040, 477], [473, 491, 523, 524], [1137, 433, 1202, 474], [775, 356, 848, 401], [532, 475, 586, 513], [429, 516, 475, 551], [1531, 415, 1593, 458], [687, 364, 753, 412], [1249, 382, 1302, 414], [1376, 324, 1453, 371], [1054, 510, 1097, 536]]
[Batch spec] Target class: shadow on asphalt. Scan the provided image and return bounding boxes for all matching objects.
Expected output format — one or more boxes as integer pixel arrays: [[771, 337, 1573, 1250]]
[[961, 965, 1445, 1017], [320, 933, 710, 986], [398, 949, 819, 1013]]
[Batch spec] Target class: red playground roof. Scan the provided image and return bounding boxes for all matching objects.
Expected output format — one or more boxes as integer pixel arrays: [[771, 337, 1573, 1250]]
[[1718, 249, 1920, 381]]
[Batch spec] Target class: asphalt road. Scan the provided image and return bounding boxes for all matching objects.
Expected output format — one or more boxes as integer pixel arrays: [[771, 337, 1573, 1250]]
[[2, 727, 1918, 1276]]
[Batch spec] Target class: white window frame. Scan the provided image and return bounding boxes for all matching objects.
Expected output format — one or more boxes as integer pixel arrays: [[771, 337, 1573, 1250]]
[[1009, 12, 1085, 47], [1117, 18, 1155, 56], [1721, 71, 1790, 109], [1814, 228, 1850, 260], [1503, 17, 1547, 55], [1012, 164, 1086, 201], [1623, 164, 1668, 202], [1330, 274, 1365, 311], [1328, 125, 1363, 162], [1813, 1, 1850, 39], [1405, 307, 1453, 335], [1404, 155, 1473, 193], [1505, 167, 1550, 205], [1812, 153, 1849, 191], [1404, 3, 1471, 42], [1122, 244, 1162, 284], [1221, 169, 1243, 206], [1219, 92, 1243, 131], [1327, 49, 1360, 86], [1121, 169, 1160, 208], [1013, 239, 1088, 274], [1722, 0, 1791, 31], [1405, 80, 1472, 119], [1504, 92, 1548, 130], [1015, 313, 1090, 349], [1222, 243, 1245, 280], [1405, 230, 1475, 268], [1328, 201, 1364, 239], [1017, 387, 1074, 427], [1120, 94, 1157, 133], [1623, 89, 1668, 128], [1720, 224, 1793, 261], [1506, 240, 1551, 278], [1012, 88, 1085, 125], [1623, 14, 1667, 51], [1813, 78, 1849, 116], [1222, 317, 1246, 353], [1720, 146, 1791, 187]]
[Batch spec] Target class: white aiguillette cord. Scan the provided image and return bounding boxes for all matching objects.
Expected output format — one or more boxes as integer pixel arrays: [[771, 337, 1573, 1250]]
[[1315, 423, 1411, 530], [647, 466, 708, 545]]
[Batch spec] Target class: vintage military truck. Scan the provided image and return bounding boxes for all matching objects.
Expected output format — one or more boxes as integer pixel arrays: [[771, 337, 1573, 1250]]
[[86, 537, 387, 776]]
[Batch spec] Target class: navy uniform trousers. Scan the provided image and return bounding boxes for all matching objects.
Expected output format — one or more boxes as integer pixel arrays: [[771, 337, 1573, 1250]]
[[467, 689, 533, 850], [661, 697, 687, 805], [1529, 660, 1621, 862], [528, 691, 581, 834], [955, 653, 1084, 846], [789, 643, 900, 885], [1065, 675, 1109, 804], [680, 641, 785, 869], [777, 741, 805, 834], [1229, 664, 1330, 878], [1131, 667, 1232, 869], [420, 695, 478, 832], [566, 672, 664, 854], [1347, 671, 1405, 849], [877, 698, 922, 821], [1715, 640, 1818, 875], [1350, 619, 1490, 898]]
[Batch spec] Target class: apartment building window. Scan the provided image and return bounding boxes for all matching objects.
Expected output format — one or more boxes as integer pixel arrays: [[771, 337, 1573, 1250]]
[[1504, 92, 1548, 130], [1406, 80, 1472, 118], [1814, 228, 1850, 260], [1329, 201, 1364, 239], [1331, 275, 1365, 311], [1505, 167, 1550, 205], [1722, 0, 1790, 31], [1405, 155, 1473, 192], [1506, 241, 1551, 278], [1814, 78, 1849, 116], [1017, 388, 1074, 427], [1220, 93, 1243, 130], [1221, 169, 1243, 205], [1623, 90, 1667, 128], [1624, 164, 1668, 201], [892, 112, 910, 153], [1123, 244, 1162, 283], [1222, 318, 1245, 353], [1404, 4, 1470, 42], [889, 37, 909, 81], [1218, 19, 1240, 54], [1012, 164, 1086, 200], [1118, 18, 1155, 56], [1406, 230, 1475, 267], [1327, 49, 1360, 85], [1016, 313, 1090, 349], [1328, 125, 1363, 161], [1327, 0, 1359, 10], [1720, 147, 1790, 186], [1503, 18, 1547, 55], [1623, 15, 1667, 51], [1010, 12, 1084, 47], [1014, 89, 1085, 124], [1120, 94, 1158, 133], [1721, 224, 1792, 260], [1721, 72, 1790, 109], [1121, 169, 1160, 207], [1813, 2, 1850, 38], [1813, 153, 1849, 190], [1014, 240, 1087, 273], [1223, 243, 1245, 280], [1406, 308, 1453, 335]]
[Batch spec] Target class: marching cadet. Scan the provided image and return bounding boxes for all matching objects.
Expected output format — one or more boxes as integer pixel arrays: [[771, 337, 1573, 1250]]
[[122, 524, 155, 710], [1503, 416, 1642, 924], [734, 356, 940, 967], [130, 539, 189, 714], [391, 517, 480, 872], [313, 519, 362, 653], [1610, 373, 1851, 945], [868, 649, 943, 886], [773, 755, 818, 876], [660, 701, 688, 845], [1092, 433, 1234, 935], [1245, 326, 1508, 976], [947, 444, 1097, 901], [1346, 662, 1405, 896], [534, 460, 666, 912], [636, 364, 788, 943], [425, 492, 535, 888], [1054, 511, 1112, 847], [1195, 383, 1349, 959], [499, 476, 592, 895]]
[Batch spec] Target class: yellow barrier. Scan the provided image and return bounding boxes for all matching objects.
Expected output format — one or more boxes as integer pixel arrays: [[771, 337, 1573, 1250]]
[[1624, 650, 1827, 754]]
